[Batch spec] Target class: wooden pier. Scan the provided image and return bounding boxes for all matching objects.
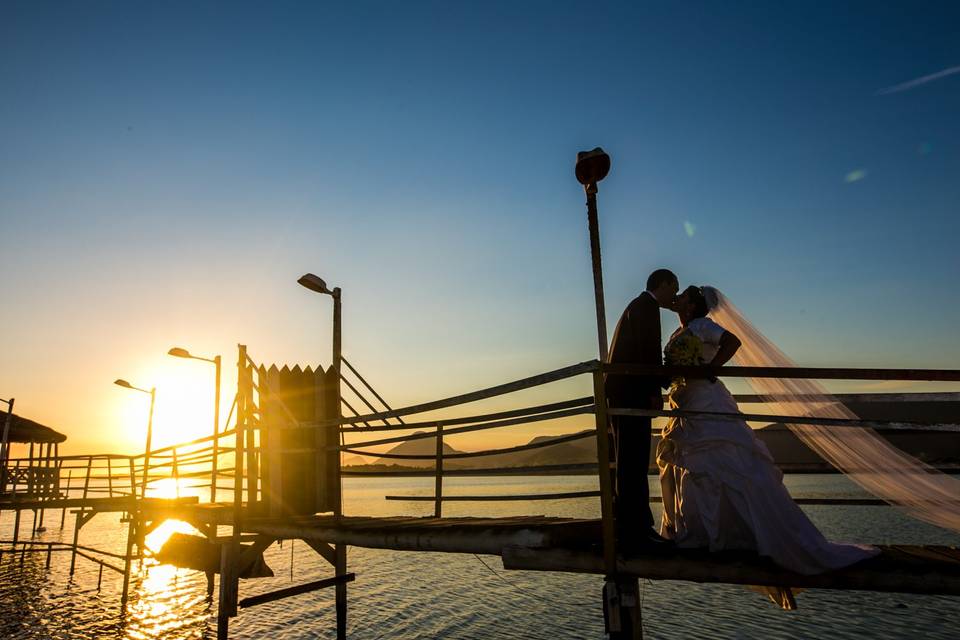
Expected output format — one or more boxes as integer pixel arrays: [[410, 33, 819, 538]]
[[2, 350, 960, 639]]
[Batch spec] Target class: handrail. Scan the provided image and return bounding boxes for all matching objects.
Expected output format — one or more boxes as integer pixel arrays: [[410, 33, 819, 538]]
[[610, 407, 960, 431], [330, 405, 594, 451], [338, 397, 594, 434], [311, 360, 598, 429], [343, 430, 595, 460], [605, 363, 960, 381]]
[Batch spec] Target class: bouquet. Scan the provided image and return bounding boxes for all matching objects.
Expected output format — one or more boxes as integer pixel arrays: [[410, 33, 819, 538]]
[[664, 331, 705, 392]]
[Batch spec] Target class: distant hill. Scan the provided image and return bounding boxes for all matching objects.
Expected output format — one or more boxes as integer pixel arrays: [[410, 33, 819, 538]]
[[345, 418, 960, 473], [371, 431, 465, 468]]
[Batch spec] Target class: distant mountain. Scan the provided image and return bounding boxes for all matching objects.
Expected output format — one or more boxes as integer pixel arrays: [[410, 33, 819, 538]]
[[372, 431, 465, 468], [353, 418, 960, 473], [370, 429, 596, 470]]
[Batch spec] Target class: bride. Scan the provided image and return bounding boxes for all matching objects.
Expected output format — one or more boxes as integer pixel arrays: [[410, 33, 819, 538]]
[[656, 285, 878, 580]]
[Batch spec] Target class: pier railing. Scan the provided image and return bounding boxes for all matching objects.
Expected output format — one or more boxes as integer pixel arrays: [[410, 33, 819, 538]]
[[298, 360, 960, 517]]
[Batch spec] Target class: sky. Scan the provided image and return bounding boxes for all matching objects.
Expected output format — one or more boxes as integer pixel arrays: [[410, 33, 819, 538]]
[[2, 2, 959, 454]]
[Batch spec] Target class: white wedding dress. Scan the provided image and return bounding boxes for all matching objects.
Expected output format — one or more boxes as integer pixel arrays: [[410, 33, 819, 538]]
[[656, 317, 878, 576]]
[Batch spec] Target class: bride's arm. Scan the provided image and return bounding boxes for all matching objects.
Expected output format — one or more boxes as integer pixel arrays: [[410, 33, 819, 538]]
[[709, 330, 742, 367]]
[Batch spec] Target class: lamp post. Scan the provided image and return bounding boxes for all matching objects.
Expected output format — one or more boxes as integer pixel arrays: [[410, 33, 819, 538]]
[[297, 273, 342, 408], [575, 147, 612, 361], [575, 148, 640, 639], [297, 272, 347, 639], [168, 347, 222, 503], [114, 379, 155, 500]]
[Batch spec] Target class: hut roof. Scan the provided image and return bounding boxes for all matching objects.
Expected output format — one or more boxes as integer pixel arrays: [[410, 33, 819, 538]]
[[2, 414, 67, 444]]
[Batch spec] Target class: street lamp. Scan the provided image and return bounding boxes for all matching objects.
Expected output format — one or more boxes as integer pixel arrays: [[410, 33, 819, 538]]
[[298, 272, 346, 627], [297, 273, 342, 387], [575, 147, 612, 361], [297, 272, 343, 455], [168, 347, 222, 503], [114, 379, 155, 500]]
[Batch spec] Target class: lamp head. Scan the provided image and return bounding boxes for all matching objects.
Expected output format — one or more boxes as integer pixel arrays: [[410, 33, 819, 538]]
[[168, 347, 191, 358], [575, 147, 611, 187], [297, 273, 331, 295], [114, 379, 132, 389]]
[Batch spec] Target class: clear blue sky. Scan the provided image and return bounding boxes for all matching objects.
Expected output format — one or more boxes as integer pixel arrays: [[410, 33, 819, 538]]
[[2, 2, 959, 452]]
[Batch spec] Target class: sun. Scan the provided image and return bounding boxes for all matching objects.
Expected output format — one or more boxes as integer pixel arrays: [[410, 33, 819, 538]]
[[115, 355, 225, 453]]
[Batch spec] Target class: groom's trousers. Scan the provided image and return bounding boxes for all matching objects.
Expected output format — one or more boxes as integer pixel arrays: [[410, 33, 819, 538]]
[[612, 413, 654, 540]]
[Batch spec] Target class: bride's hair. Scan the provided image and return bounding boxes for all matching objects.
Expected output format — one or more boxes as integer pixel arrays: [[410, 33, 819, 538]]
[[682, 285, 709, 319]]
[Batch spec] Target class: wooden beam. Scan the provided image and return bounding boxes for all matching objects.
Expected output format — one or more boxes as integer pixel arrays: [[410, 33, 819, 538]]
[[604, 363, 960, 382], [610, 407, 960, 430], [303, 539, 337, 566], [501, 545, 960, 596], [339, 397, 594, 434], [238, 573, 355, 609]]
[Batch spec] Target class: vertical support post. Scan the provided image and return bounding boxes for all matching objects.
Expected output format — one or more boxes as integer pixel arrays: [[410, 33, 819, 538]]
[[121, 511, 136, 606], [69, 511, 81, 576], [60, 469, 72, 528], [331, 289, 347, 640], [434, 424, 443, 518], [28, 442, 35, 497], [107, 456, 114, 498], [212, 355, 222, 504], [172, 448, 180, 499], [218, 344, 246, 638], [0, 397, 13, 496], [332, 288, 343, 517]]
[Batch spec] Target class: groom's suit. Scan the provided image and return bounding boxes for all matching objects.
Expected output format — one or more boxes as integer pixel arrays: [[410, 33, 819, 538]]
[[605, 290, 663, 539]]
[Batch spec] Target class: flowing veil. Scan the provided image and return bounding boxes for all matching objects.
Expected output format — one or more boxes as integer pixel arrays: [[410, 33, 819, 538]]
[[702, 286, 960, 534]]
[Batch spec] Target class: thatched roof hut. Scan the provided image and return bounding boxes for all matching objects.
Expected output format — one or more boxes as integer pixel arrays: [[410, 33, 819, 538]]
[[2, 414, 67, 444]]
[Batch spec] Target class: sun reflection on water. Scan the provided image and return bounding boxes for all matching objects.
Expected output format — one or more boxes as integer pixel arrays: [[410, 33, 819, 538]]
[[125, 519, 211, 639]]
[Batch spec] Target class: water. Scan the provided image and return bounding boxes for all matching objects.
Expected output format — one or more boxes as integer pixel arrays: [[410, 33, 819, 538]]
[[1, 475, 958, 639]]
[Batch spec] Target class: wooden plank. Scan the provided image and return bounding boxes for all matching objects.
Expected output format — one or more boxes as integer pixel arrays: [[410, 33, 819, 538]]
[[239, 573, 355, 609], [501, 545, 960, 596]]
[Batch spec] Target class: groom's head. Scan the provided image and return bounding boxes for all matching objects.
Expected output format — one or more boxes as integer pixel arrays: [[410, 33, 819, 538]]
[[646, 269, 679, 308]]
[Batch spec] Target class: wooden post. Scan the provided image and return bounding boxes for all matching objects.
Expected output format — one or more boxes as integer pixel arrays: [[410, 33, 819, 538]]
[[172, 448, 180, 499], [217, 345, 247, 637], [434, 424, 443, 518], [121, 511, 136, 606], [69, 511, 81, 576], [593, 370, 641, 639], [60, 470, 72, 528], [107, 456, 114, 498], [217, 543, 238, 639], [0, 398, 13, 496]]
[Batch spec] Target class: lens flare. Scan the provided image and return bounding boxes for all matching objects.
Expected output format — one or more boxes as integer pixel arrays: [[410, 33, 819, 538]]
[[844, 169, 867, 183], [683, 221, 697, 238]]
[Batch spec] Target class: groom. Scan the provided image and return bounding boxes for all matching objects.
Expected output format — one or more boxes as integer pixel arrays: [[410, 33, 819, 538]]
[[606, 268, 679, 549]]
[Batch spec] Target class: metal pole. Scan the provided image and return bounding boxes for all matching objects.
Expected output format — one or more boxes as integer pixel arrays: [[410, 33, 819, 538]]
[[140, 389, 156, 500], [331, 287, 347, 640], [212, 355, 221, 503], [585, 185, 609, 362]]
